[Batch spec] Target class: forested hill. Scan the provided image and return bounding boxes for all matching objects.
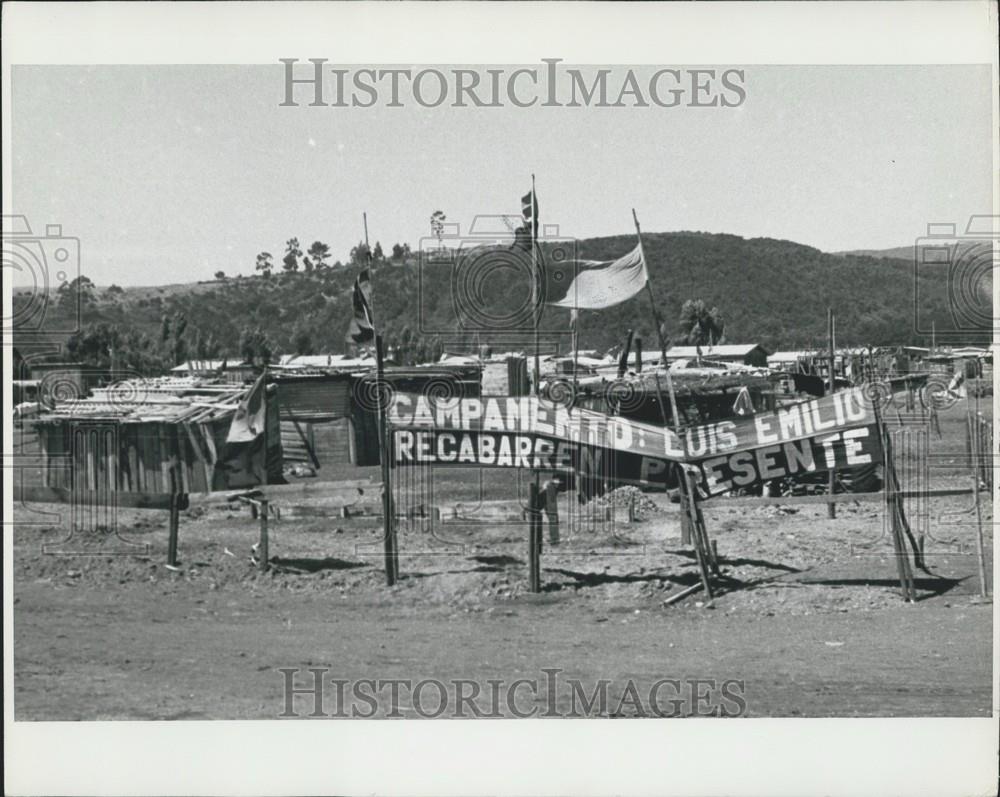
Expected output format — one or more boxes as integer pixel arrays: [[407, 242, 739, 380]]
[[14, 230, 975, 373]]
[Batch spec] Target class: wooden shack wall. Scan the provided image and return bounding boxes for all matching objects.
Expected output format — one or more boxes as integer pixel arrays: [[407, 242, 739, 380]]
[[33, 398, 283, 495]]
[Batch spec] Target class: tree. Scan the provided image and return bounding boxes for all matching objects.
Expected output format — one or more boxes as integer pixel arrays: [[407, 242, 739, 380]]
[[678, 299, 725, 363], [283, 238, 302, 272], [195, 330, 221, 359], [372, 241, 385, 263], [58, 275, 95, 308], [307, 241, 331, 270], [292, 326, 315, 356], [391, 242, 406, 261], [214, 270, 226, 280], [103, 284, 125, 300], [239, 326, 274, 366], [255, 251, 274, 277], [166, 312, 189, 365], [349, 241, 371, 267], [430, 210, 447, 248], [66, 322, 164, 374]]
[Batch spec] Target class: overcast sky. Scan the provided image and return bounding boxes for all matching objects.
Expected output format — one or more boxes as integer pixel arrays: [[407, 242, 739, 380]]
[[11, 63, 994, 287]]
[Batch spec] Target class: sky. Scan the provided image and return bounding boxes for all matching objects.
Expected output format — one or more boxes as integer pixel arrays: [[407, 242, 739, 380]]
[[10, 63, 994, 287]]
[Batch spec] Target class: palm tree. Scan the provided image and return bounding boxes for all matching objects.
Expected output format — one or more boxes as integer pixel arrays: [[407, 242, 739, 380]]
[[678, 299, 725, 364]]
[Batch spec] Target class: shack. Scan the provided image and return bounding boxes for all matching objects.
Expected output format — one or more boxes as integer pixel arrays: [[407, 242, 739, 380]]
[[271, 370, 357, 472], [30, 377, 282, 495], [665, 343, 770, 369], [572, 367, 779, 427], [170, 359, 257, 384]]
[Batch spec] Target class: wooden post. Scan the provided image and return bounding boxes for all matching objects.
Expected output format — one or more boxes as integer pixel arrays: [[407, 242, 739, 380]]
[[167, 492, 180, 566], [967, 401, 989, 597], [617, 329, 634, 379], [880, 422, 916, 601], [679, 470, 713, 598], [544, 478, 560, 545], [258, 498, 270, 573], [662, 582, 704, 606], [827, 308, 837, 518], [528, 481, 541, 592], [527, 176, 544, 592], [375, 334, 398, 586]]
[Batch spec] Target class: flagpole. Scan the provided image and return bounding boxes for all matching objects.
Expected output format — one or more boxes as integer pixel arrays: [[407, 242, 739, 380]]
[[364, 211, 398, 586], [631, 209, 681, 430], [530, 175, 543, 593]]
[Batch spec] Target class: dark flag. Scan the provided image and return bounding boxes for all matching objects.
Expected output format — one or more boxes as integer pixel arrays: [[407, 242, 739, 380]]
[[345, 267, 375, 344], [513, 188, 539, 251]]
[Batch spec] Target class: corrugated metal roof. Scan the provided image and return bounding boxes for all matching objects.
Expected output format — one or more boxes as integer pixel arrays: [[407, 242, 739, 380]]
[[277, 354, 374, 368], [666, 344, 768, 358], [32, 377, 248, 424], [171, 359, 241, 372]]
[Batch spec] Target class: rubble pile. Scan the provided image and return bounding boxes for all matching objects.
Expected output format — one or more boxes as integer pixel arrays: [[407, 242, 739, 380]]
[[586, 486, 663, 519]]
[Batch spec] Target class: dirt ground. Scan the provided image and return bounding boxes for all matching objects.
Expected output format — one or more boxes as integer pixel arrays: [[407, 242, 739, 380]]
[[12, 402, 995, 719]]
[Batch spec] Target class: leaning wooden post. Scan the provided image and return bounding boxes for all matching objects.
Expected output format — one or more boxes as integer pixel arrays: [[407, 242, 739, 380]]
[[166, 492, 180, 567], [258, 498, 270, 573], [679, 469, 713, 598], [633, 209, 689, 544], [879, 415, 915, 602]]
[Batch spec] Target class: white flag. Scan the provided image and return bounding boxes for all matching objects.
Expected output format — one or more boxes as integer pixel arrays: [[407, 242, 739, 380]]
[[227, 372, 267, 443], [547, 244, 648, 310]]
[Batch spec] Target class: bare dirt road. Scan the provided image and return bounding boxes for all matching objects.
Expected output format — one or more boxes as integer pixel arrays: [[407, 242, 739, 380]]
[[13, 497, 992, 719]]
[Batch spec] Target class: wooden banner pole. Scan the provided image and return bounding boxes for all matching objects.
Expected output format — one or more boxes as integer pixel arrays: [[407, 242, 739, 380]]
[[375, 333, 398, 586], [680, 470, 714, 598], [528, 481, 541, 592], [966, 397, 989, 597], [529, 175, 543, 592], [362, 211, 400, 586], [633, 209, 694, 546], [632, 210, 681, 429]]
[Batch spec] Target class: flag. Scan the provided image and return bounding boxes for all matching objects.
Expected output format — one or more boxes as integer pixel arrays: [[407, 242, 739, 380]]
[[227, 371, 267, 443], [732, 385, 754, 416], [547, 243, 648, 310], [345, 267, 375, 344], [512, 188, 538, 252]]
